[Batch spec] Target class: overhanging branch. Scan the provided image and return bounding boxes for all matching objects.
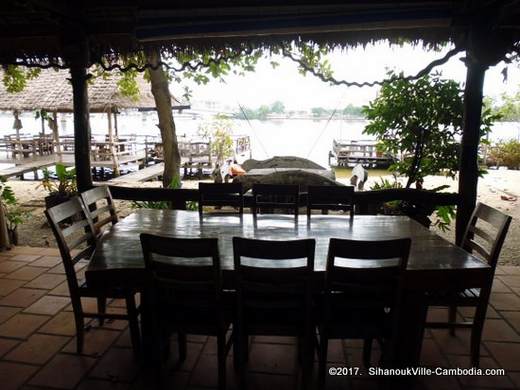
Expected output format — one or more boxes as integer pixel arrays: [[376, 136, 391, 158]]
[[281, 46, 464, 87]]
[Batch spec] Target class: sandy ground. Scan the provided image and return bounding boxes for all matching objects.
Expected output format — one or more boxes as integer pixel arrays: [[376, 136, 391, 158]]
[[7, 168, 520, 265]]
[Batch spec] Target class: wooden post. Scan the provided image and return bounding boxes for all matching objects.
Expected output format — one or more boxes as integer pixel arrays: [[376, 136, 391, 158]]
[[107, 109, 120, 176], [66, 38, 93, 192], [456, 59, 488, 245], [52, 111, 62, 161]]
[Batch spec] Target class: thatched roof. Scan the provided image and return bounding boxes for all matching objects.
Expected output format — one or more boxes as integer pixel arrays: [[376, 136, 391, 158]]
[[0, 69, 187, 113], [0, 1, 519, 66]]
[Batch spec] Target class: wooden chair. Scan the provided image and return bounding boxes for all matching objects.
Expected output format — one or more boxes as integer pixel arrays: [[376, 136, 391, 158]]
[[80, 186, 118, 237], [426, 202, 511, 366], [140, 234, 233, 390], [251, 183, 300, 218], [198, 182, 244, 216], [319, 238, 411, 387], [45, 197, 140, 354], [232, 237, 315, 389], [306, 185, 355, 218]]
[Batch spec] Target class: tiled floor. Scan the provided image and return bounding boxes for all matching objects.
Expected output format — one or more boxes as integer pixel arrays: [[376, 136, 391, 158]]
[[1, 246, 520, 389]]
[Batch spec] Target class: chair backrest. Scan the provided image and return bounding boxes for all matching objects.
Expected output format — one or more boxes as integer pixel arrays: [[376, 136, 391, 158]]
[[233, 237, 315, 314], [198, 182, 244, 216], [461, 202, 512, 269], [45, 197, 97, 289], [307, 185, 355, 218], [80, 186, 118, 235], [140, 234, 223, 312], [252, 183, 300, 217], [325, 238, 411, 311]]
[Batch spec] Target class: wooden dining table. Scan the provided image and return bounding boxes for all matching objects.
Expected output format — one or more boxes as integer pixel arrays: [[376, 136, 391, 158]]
[[86, 209, 490, 368]]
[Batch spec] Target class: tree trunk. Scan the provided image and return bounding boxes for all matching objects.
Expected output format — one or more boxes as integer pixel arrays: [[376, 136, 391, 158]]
[[147, 49, 180, 188]]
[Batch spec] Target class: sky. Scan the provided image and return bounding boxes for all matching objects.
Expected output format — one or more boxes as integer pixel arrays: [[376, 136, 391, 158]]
[[179, 43, 520, 111]]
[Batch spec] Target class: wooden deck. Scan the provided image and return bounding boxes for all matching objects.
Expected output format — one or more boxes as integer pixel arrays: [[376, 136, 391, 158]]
[[108, 162, 164, 183], [0, 151, 147, 179]]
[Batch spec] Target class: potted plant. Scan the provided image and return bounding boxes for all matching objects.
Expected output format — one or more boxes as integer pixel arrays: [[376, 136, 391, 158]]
[[40, 164, 77, 209], [5, 204, 30, 245]]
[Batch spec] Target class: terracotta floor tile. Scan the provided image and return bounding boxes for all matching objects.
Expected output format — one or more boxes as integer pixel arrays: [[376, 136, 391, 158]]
[[24, 273, 66, 290], [0, 337, 19, 357], [508, 371, 520, 389], [245, 373, 294, 390], [0, 313, 49, 339], [30, 256, 61, 268], [493, 278, 513, 293], [167, 339, 204, 372], [502, 311, 520, 333], [29, 353, 96, 389], [0, 288, 48, 308], [39, 311, 82, 337], [0, 279, 25, 296], [9, 246, 47, 255], [89, 347, 140, 382], [253, 336, 296, 345], [486, 342, 520, 370], [419, 339, 449, 367], [5, 333, 70, 364], [39, 248, 61, 256], [490, 293, 520, 311], [499, 275, 520, 289], [458, 305, 501, 319], [63, 327, 121, 357], [430, 329, 489, 356], [11, 254, 42, 263], [0, 306, 20, 323], [482, 319, 520, 342], [77, 379, 130, 390], [4, 266, 47, 281], [248, 343, 297, 375], [0, 361, 39, 390], [48, 281, 70, 297], [23, 295, 70, 315], [189, 354, 236, 389], [0, 261, 26, 274]]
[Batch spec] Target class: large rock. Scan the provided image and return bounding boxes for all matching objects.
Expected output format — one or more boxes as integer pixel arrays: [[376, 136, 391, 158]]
[[242, 156, 326, 171], [234, 169, 343, 192]]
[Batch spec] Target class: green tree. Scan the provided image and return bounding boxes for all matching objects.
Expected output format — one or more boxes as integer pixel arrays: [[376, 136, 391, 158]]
[[342, 104, 364, 117], [489, 140, 520, 169], [270, 100, 285, 114], [198, 114, 234, 163], [311, 107, 329, 117], [363, 72, 499, 188]]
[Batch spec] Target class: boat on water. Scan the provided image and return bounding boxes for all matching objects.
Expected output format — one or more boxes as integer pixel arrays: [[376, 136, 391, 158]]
[[328, 139, 394, 168]]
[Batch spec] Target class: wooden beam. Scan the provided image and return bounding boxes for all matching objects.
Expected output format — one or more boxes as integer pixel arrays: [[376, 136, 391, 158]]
[[456, 60, 487, 245]]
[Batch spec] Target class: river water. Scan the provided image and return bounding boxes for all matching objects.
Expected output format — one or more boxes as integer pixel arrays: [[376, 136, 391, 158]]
[[1, 111, 520, 172]]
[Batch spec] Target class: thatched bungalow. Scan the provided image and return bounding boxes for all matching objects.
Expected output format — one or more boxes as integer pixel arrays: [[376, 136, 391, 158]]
[[0, 69, 188, 173]]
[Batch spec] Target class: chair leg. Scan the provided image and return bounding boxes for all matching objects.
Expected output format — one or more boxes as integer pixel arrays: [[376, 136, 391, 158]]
[[217, 332, 227, 390], [363, 338, 373, 368], [74, 311, 84, 354], [71, 295, 85, 354], [318, 333, 328, 389], [448, 305, 457, 336], [470, 303, 488, 368], [178, 332, 187, 362], [125, 294, 141, 357], [97, 297, 107, 326]]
